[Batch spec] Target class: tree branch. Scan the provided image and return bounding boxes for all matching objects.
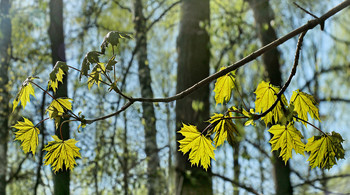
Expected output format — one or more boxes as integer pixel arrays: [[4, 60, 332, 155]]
[[83, 1, 350, 124]]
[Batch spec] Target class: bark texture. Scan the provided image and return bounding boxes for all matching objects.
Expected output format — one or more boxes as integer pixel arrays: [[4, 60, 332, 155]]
[[133, 0, 162, 194], [247, 0, 293, 194], [48, 0, 70, 194], [0, 0, 11, 194], [175, 0, 211, 194]]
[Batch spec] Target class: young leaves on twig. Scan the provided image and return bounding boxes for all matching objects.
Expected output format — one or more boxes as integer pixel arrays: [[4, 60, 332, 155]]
[[178, 124, 215, 170], [80, 51, 102, 80], [46, 98, 73, 128], [43, 135, 81, 173], [13, 117, 40, 155]]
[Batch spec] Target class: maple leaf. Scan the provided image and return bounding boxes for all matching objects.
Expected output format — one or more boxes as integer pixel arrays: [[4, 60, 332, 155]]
[[290, 89, 320, 126], [268, 123, 305, 164], [87, 63, 105, 89], [13, 77, 37, 111], [100, 31, 133, 54], [178, 124, 215, 170], [214, 67, 235, 105], [46, 98, 73, 129], [208, 113, 239, 147], [254, 81, 287, 125], [12, 117, 40, 155], [48, 61, 68, 92], [43, 135, 81, 173], [305, 131, 345, 169], [80, 51, 102, 80]]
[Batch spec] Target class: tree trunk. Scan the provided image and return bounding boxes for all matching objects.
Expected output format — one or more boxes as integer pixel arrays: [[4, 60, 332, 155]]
[[246, 0, 292, 194], [48, 0, 70, 194], [175, 0, 211, 194], [133, 0, 162, 194], [0, 0, 11, 194]]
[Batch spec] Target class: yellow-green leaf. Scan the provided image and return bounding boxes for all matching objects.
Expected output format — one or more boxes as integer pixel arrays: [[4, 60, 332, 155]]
[[12, 117, 40, 155], [87, 63, 105, 89], [214, 67, 235, 105], [268, 123, 305, 164], [178, 124, 215, 170], [305, 132, 345, 169], [254, 81, 287, 125], [290, 90, 320, 126], [208, 113, 239, 147], [46, 98, 73, 119], [48, 61, 68, 93], [13, 77, 37, 111], [43, 135, 81, 173]]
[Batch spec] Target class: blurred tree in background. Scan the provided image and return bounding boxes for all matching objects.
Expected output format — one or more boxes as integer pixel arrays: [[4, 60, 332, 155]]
[[1, 0, 350, 194]]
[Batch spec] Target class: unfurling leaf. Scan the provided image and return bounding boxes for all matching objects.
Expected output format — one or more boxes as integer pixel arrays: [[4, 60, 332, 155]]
[[100, 31, 133, 54], [106, 56, 117, 71], [268, 123, 305, 164], [178, 124, 215, 170], [214, 67, 235, 105], [87, 63, 105, 89], [254, 81, 287, 125], [48, 61, 68, 92], [305, 131, 345, 169], [46, 98, 73, 118], [43, 135, 81, 173], [208, 113, 239, 147], [46, 98, 73, 128], [80, 51, 102, 80], [13, 77, 37, 111], [12, 117, 40, 155], [290, 90, 320, 126]]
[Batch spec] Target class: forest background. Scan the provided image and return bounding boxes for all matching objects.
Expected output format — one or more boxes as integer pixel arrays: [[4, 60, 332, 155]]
[[1, 0, 350, 194]]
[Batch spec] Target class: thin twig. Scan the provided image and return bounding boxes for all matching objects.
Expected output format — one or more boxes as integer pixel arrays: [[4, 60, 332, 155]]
[[293, 116, 327, 136]]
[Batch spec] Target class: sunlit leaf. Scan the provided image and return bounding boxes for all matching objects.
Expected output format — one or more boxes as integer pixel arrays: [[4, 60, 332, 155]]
[[214, 67, 235, 105], [87, 63, 105, 89], [268, 123, 305, 164], [12, 117, 40, 155], [305, 131, 345, 169], [13, 77, 37, 111], [43, 135, 81, 173], [208, 113, 239, 147], [254, 81, 287, 125], [48, 61, 68, 92], [46, 98, 73, 129], [290, 89, 320, 126], [178, 124, 215, 170]]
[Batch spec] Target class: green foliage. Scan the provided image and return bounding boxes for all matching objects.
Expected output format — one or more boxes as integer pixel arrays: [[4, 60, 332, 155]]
[[11, 31, 345, 174], [178, 79, 345, 170], [12, 117, 40, 155]]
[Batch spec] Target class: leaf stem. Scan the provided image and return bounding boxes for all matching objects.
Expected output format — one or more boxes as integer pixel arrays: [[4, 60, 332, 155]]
[[59, 119, 78, 141], [34, 117, 50, 128], [293, 116, 327, 136]]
